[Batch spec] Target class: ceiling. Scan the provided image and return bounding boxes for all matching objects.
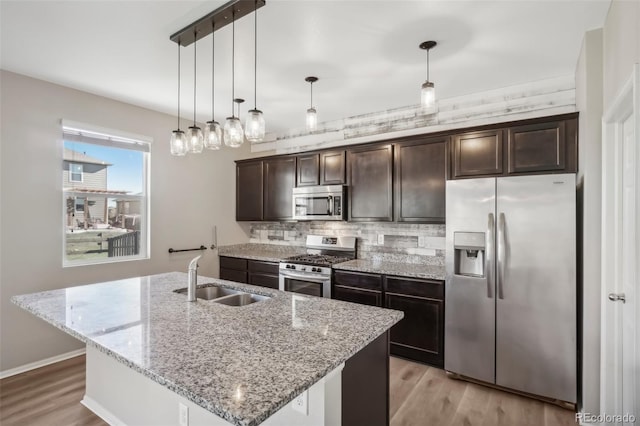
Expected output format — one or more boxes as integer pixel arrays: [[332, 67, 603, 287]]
[[0, 0, 610, 135]]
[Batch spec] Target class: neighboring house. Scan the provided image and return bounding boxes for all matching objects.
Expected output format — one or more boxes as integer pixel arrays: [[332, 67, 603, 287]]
[[63, 148, 115, 228]]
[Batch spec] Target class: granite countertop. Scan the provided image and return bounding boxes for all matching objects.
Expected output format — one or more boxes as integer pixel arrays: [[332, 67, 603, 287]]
[[218, 243, 306, 263], [11, 272, 402, 426], [333, 259, 446, 280]]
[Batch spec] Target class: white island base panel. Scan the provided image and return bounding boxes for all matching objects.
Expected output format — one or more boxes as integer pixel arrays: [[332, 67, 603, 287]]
[[82, 346, 343, 426]]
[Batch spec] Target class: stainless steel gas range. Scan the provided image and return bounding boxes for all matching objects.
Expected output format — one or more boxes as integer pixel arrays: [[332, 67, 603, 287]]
[[279, 235, 356, 298]]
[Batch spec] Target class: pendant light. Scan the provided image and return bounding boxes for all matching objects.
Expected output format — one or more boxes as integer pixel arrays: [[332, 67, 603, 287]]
[[305, 76, 318, 131], [204, 19, 222, 150], [224, 10, 244, 148], [419, 40, 437, 109], [245, 0, 265, 142], [170, 40, 187, 156], [186, 30, 204, 153]]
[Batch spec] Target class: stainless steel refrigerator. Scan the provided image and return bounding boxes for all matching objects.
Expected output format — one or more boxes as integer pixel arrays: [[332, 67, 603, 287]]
[[445, 174, 576, 403]]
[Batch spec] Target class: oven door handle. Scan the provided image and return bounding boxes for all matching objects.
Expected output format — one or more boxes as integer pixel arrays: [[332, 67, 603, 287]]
[[280, 271, 329, 283]]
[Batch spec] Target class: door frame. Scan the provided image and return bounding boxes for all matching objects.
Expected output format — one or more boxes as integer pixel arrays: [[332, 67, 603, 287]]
[[600, 63, 640, 423]]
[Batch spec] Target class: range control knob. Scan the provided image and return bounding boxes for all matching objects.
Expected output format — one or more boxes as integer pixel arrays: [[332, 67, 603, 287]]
[[286, 264, 293, 269], [312, 267, 319, 272]]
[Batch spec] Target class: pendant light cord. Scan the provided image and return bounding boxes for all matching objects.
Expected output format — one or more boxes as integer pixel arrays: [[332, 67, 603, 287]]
[[177, 41, 181, 129], [253, 0, 258, 109], [193, 30, 197, 126], [310, 81, 313, 109], [231, 11, 235, 117], [211, 19, 216, 121]]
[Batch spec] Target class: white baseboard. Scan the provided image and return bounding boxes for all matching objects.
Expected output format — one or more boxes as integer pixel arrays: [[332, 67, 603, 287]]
[[81, 395, 126, 426], [0, 348, 86, 379]]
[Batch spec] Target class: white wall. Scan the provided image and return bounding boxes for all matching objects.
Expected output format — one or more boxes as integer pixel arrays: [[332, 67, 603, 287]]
[[575, 28, 603, 415], [0, 70, 252, 372]]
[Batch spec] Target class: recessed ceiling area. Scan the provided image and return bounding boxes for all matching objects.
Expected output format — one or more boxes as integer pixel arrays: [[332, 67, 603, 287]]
[[0, 1, 610, 135]]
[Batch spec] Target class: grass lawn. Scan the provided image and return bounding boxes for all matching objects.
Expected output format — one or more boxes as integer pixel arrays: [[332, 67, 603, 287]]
[[65, 229, 129, 261]]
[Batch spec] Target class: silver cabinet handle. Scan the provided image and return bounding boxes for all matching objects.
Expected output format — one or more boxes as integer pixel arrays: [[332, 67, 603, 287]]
[[486, 213, 495, 298], [608, 293, 626, 303], [497, 213, 506, 299]]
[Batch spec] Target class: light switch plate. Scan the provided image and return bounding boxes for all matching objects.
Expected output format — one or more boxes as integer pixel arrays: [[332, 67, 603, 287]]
[[292, 390, 309, 416], [418, 235, 426, 247], [377, 234, 384, 245]]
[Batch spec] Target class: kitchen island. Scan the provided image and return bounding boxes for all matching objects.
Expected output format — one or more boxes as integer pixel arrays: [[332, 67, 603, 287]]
[[12, 272, 403, 426]]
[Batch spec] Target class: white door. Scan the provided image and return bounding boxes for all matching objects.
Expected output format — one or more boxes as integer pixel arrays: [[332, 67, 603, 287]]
[[601, 64, 639, 425]]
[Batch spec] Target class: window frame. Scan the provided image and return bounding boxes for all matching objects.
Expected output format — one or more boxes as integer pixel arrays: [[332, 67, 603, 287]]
[[69, 163, 83, 182], [62, 120, 151, 268]]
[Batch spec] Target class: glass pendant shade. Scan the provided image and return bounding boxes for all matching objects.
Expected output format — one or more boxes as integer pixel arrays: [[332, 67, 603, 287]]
[[170, 130, 187, 156], [224, 117, 244, 148], [245, 109, 265, 142], [186, 126, 204, 153], [204, 120, 222, 150], [421, 81, 435, 109], [306, 107, 317, 131]]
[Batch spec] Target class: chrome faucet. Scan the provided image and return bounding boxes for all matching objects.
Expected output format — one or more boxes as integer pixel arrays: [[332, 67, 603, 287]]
[[187, 255, 202, 302]]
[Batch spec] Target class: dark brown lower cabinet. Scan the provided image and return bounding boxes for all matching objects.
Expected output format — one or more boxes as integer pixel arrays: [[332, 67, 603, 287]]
[[385, 277, 444, 367], [333, 269, 445, 368], [333, 270, 383, 307], [219, 256, 279, 289], [219, 256, 248, 283]]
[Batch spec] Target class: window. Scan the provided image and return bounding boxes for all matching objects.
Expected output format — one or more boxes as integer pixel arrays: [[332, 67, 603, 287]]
[[62, 120, 151, 266], [69, 163, 83, 182]]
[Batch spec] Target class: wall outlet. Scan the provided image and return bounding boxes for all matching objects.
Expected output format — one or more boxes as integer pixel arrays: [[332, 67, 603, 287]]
[[179, 402, 189, 426], [377, 234, 385, 245], [292, 390, 309, 416], [418, 235, 426, 247]]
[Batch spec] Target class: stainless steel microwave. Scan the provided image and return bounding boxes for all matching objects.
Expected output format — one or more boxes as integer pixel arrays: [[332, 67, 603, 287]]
[[292, 185, 345, 221]]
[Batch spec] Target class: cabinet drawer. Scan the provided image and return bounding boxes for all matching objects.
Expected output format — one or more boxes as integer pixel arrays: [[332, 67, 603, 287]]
[[219, 256, 248, 271], [248, 273, 279, 289], [333, 285, 383, 307], [220, 268, 247, 283], [384, 276, 444, 300], [248, 260, 279, 275], [333, 270, 382, 291]]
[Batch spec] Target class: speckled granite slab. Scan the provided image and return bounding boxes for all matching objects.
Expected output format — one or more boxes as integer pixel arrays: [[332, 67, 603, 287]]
[[333, 259, 446, 280], [11, 272, 402, 426], [218, 243, 306, 262]]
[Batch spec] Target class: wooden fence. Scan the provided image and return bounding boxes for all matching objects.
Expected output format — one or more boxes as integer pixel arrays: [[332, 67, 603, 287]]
[[107, 231, 139, 257]]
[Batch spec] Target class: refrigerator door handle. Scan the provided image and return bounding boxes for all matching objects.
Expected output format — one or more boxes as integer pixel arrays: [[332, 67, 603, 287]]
[[486, 213, 495, 298], [497, 212, 506, 299]]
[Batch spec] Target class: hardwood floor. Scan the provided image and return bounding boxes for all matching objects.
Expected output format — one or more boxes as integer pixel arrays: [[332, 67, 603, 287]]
[[0, 355, 105, 426], [390, 357, 577, 426], [1, 355, 576, 425]]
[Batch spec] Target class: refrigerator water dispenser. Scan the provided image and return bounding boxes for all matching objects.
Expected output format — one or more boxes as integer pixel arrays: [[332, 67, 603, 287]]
[[453, 232, 485, 277]]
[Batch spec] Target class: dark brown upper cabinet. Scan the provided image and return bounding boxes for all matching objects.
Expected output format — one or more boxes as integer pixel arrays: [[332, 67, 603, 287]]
[[394, 137, 448, 223], [320, 150, 346, 185], [236, 160, 264, 221], [453, 129, 504, 178], [507, 120, 570, 174], [296, 153, 320, 187], [347, 144, 393, 222], [263, 157, 297, 221]]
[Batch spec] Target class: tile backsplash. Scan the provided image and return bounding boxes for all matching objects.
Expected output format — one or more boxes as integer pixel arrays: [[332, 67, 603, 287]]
[[249, 222, 445, 266]]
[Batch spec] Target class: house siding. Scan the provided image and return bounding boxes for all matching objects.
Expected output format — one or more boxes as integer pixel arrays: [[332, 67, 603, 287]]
[[63, 161, 108, 224]]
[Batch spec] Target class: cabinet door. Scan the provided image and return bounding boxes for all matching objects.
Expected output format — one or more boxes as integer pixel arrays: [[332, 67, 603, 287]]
[[320, 150, 346, 185], [333, 285, 382, 307], [248, 273, 279, 289], [236, 161, 263, 221], [297, 153, 320, 187], [385, 292, 444, 367], [507, 120, 566, 174], [263, 157, 297, 220], [220, 268, 248, 283], [395, 137, 447, 223], [347, 145, 393, 221], [452, 130, 504, 178]]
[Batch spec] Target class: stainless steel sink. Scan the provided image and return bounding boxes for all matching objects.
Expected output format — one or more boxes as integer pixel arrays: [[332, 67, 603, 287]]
[[174, 285, 242, 300], [174, 284, 270, 306], [212, 293, 269, 306]]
